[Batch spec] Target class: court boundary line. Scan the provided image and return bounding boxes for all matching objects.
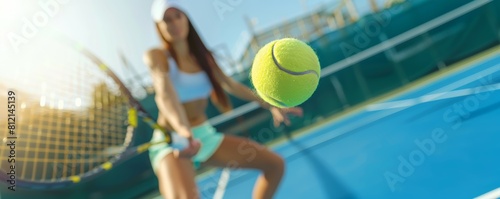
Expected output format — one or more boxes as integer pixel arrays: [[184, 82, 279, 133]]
[[367, 65, 500, 111], [213, 168, 230, 199], [475, 187, 500, 199]]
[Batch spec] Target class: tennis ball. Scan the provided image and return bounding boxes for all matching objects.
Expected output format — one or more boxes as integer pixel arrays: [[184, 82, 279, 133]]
[[251, 38, 320, 108]]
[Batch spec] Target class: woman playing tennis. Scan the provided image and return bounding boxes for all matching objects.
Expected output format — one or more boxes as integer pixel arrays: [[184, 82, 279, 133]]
[[144, 0, 303, 198]]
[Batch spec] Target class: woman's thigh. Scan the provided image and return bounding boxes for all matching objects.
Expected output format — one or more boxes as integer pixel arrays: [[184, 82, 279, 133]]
[[156, 153, 199, 199]]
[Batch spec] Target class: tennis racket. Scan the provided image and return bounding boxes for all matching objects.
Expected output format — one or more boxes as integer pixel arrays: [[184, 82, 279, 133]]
[[0, 31, 188, 190]]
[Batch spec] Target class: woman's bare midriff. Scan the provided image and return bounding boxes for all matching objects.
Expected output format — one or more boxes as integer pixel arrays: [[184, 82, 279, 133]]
[[157, 98, 209, 131]]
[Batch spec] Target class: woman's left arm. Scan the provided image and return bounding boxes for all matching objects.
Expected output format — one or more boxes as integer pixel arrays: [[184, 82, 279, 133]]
[[220, 73, 271, 109], [214, 67, 303, 127]]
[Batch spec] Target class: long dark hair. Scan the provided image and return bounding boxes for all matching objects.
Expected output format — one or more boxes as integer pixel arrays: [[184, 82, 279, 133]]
[[155, 14, 232, 113]]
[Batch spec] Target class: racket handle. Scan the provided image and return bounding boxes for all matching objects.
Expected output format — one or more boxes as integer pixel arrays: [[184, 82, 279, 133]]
[[170, 133, 189, 150]]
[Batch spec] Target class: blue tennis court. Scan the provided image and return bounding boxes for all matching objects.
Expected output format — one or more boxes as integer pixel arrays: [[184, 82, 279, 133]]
[[196, 51, 500, 199]]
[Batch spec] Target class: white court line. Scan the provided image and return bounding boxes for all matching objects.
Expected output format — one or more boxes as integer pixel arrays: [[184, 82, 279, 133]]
[[366, 82, 500, 111], [475, 187, 500, 199], [366, 64, 499, 111], [213, 168, 231, 199]]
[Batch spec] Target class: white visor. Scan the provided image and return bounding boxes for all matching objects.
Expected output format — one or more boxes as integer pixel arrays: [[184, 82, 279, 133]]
[[151, 0, 187, 22]]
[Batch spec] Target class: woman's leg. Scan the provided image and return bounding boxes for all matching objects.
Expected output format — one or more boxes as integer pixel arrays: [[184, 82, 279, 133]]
[[204, 135, 285, 199], [156, 153, 199, 199]]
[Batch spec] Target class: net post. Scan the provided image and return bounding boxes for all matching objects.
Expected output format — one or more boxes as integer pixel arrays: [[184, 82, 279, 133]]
[[423, 32, 447, 71], [353, 64, 372, 99], [329, 76, 350, 109], [378, 33, 410, 85]]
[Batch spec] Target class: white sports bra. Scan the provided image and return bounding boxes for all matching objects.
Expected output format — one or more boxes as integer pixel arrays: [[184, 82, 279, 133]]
[[167, 56, 212, 103]]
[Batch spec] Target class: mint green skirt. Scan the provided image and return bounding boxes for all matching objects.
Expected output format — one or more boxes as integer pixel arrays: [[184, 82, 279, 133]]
[[149, 121, 224, 172]]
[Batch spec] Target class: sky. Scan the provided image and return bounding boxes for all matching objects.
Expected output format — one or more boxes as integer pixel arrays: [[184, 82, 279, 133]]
[[0, 0, 378, 92]]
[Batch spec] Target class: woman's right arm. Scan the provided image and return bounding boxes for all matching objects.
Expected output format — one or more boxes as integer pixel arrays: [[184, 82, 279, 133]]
[[143, 49, 193, 139]]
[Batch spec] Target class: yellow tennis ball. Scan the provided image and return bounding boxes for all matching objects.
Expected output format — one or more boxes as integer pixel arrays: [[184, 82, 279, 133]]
[[251, 38, 321, 108]]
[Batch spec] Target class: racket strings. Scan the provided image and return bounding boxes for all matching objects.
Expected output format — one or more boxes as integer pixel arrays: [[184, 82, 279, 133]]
[[0, 39, 131, 182]]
